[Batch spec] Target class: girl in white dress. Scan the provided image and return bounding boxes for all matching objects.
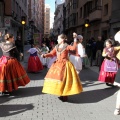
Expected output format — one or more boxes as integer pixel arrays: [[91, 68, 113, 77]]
[[69, 34, 84, 74]]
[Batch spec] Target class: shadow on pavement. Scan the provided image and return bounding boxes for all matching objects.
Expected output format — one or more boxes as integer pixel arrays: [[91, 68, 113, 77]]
[[68, 87, 119, 104], [79, 67, 102, 88], [26, 68, 48, 81], [80, 67, 99, 81], [11, 86, 44, 97], [0, 104, 34, 117], [0, 86, 43, 104]]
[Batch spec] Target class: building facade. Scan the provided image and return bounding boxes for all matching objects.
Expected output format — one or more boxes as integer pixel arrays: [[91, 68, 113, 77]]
[[28, 0, 45, 44], [55, 0, 65, 8], [0, 0, 28, 40], [44, 4, 50, 38], [64, 0, 112, 43], [110, 0, 120, 36], [53, 3, 64, 36]]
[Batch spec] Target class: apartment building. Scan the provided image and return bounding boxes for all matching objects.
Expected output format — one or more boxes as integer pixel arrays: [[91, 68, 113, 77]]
[[110, 0, 120, 36], [0, 0, 28, 38], [44, 4, 50, 38], [65, 0, 112, 42], [55, 0, 65, 8], [53, 3, 64, 36], [28, 0, 45, 43]]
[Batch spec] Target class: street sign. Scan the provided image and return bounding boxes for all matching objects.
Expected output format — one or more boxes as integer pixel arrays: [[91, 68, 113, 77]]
[[4, 17, 11, 27]]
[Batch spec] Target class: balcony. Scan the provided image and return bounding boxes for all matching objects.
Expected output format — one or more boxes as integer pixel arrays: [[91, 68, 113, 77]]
[[89, 6, 102, 21]]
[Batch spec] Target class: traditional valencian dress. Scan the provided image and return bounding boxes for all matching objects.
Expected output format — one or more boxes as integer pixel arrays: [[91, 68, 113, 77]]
[[42, 42, 83, 96], [0, 41, 30, 92], [27, 48, 43, 72], [98, 47, 118, 84], [69, 42, 83, 73]]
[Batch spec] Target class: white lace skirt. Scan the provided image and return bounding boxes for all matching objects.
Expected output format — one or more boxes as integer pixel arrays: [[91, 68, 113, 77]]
[[69, 55, 82, 72]]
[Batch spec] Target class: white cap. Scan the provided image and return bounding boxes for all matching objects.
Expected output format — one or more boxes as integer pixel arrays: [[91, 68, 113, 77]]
[[77, 35, 83, 39], [114, 31, 120, 43]]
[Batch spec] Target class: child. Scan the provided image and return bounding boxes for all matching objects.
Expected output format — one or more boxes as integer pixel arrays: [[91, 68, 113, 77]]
[[98, 39, 118, 87], [69, 35, 83, 74], [27, 44, 43, 73]]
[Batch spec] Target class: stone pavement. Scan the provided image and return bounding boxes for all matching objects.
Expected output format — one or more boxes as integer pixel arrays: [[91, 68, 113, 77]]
[[0, 45, 120, 120]]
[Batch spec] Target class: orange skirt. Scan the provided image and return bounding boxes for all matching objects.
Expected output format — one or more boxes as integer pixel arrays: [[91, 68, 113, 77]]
[[0, 58, 30, 92]]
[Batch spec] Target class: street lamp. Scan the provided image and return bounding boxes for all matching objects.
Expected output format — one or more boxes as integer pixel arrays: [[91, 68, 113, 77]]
[[84, 19, 90, 47], [85, 19, 90, 28], [21, 16, 26, 61]]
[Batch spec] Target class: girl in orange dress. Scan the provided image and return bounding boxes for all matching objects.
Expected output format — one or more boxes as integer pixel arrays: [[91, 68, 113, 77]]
[[0, 33, 30, 95], [41, 33, 83, 102]]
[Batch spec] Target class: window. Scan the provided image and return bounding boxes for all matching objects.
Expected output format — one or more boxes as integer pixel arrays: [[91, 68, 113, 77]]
[[80, 7, 82, 18], [73, 0, 77, 9], [104, 4, 108, 16]]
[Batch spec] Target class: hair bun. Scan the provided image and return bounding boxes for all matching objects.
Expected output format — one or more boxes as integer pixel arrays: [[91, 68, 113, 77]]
[[4, 34, 9, 40]]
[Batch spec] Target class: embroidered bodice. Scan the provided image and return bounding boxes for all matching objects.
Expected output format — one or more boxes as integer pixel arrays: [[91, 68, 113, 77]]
[[0, 42, 19, 58]]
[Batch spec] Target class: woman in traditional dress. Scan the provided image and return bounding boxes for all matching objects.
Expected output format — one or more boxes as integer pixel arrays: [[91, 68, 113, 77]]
[[98, 39, 118, 87], [69, 35, 84, 74], [41, 33, 83, 102], [0, 33, 30, 95], [27, 44, 43, 73]]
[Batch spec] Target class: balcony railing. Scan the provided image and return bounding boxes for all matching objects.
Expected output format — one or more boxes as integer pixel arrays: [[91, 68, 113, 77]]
[[89, 6, 102, 21], [90, 6, 102, 13]]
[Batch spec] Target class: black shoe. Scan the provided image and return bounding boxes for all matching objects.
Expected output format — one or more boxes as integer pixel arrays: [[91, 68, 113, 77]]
[[106, 83, 115, 87], [1, 92, 11, 95], [58, 96, 68, 102]]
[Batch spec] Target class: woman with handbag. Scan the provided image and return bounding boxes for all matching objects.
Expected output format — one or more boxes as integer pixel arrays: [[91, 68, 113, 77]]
[[98, 39, 118, 87]]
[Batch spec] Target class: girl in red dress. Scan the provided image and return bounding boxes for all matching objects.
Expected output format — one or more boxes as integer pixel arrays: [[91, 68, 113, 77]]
[[98, 39, 118, 86], [27, 44, 43, 73]]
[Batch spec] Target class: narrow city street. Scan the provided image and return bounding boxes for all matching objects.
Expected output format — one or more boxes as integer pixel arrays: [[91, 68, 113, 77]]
[[0, 45, 119, 120]]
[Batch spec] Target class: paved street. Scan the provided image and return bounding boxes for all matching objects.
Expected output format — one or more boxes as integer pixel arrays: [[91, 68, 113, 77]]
[[0, 45, 120, 120]]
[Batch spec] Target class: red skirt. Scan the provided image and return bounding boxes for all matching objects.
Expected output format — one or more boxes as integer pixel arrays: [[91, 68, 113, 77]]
[[0, 58, 30, 92], [27, 56, 43, 72], [98, 60, 117, 83]]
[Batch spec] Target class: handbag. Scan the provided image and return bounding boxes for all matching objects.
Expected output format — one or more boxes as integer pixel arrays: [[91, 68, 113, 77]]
[[104, 59, 118, 72]]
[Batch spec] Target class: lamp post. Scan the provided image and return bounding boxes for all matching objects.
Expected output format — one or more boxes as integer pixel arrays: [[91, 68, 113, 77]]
[[84, 19, 90, 47], [21, 16, 26, 61]]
